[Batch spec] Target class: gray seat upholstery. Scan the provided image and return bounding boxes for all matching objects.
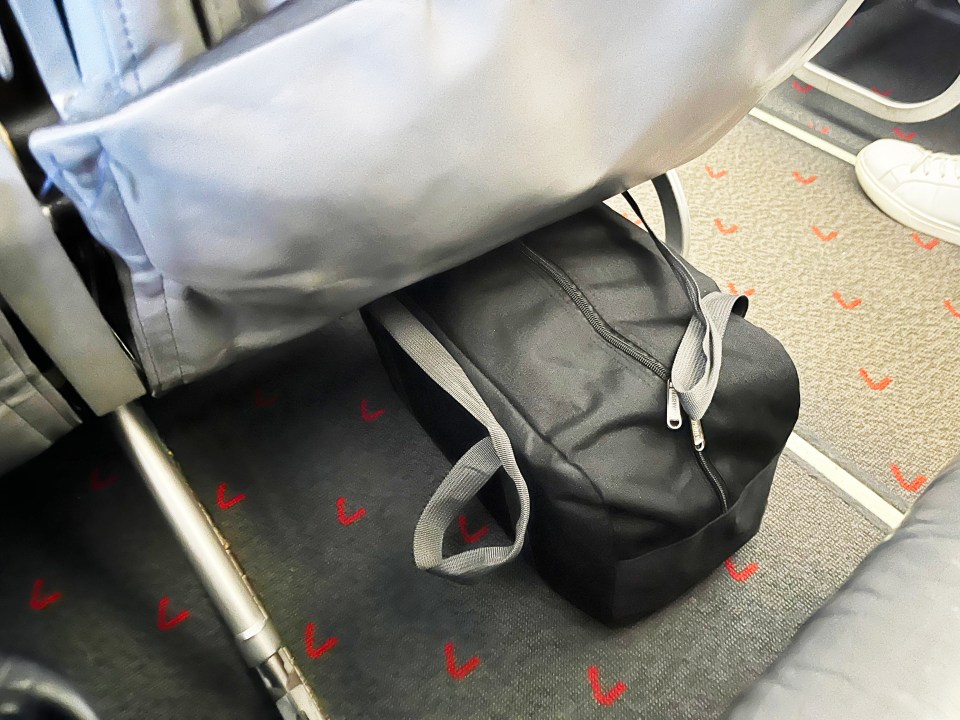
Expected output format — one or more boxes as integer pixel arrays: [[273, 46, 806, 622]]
[[1, 0, 852, 475], [0, 309, 79, 475], [0, 143, 144, 417], [25, 0, 849, 394], [0, 138, 144, 474], [726, 456, 960, 720]]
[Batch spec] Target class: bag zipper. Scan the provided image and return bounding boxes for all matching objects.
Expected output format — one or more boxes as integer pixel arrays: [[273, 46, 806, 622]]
[[519, 242, 729, 512]]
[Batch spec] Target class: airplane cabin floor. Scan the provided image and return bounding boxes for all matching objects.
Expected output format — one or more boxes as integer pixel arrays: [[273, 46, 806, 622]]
[[0, 312, 882, 720], [3, 9, 958, 714]]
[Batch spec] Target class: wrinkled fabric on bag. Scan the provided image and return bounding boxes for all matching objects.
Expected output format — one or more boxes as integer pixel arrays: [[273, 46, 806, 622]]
[[30, 0, 847, 393]]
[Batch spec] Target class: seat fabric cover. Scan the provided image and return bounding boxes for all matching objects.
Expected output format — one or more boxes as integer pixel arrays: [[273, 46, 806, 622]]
[[30, 0, 848, 392], [726, 456, 960, 720]]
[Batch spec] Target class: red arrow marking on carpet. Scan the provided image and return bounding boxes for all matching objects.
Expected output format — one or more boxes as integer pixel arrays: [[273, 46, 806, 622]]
[[336, 497, 366, 526], [832, 290, 862, 310], [360, 399, 385, 423], [726, 282, 755, 297], [89, 468, 117, 491], [870, 86, 893, 97], [704, 165, 728, 179], [714, 218, 740, 235], [792, 171, 817, 185], [458, 514, 490, 544], [893, 128, 916, 141], [217, 483, 246, 510], [157, 597, 190, 630], [445, 642, 480, 680], [912, 233, 939, 250], [587, 665, 627, 706], [724, 558, 759, 583], [254, 388, 278, 408], [29, 579, 62, 611], [945, 299, 960, 318], [859, 368, 892, 391], [812, 225, 838, 241], [891, 464, 928, 492], [792, 80, 813, 93], [304, 623, 338, 658]]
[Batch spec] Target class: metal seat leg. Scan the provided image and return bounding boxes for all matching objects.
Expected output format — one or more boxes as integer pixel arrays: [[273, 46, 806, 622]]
[[113, 403, 329, 720], [794, 61, 960, 123], [652, 170, 691, 257]]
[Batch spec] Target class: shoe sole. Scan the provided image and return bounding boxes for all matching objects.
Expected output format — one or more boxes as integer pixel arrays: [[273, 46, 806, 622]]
[[855, 157, 960, 247]]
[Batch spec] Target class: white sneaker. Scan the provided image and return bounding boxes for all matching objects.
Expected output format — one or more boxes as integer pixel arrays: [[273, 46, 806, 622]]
[[855, 138, 960, 246]]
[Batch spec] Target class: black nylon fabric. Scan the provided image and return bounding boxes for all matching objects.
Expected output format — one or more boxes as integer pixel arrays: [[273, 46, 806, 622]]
[[363, 204, 800, 624]]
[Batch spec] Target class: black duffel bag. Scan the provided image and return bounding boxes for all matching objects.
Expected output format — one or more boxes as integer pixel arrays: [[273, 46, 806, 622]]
[[363, 199, 800, 624]]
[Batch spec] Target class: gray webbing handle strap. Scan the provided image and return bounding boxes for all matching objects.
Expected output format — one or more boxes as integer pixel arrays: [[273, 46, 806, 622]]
[[656, 245, 746, 421], [367, 296, 531, 582], [672, 291, 746, 420], [636, 176, 748, 421]]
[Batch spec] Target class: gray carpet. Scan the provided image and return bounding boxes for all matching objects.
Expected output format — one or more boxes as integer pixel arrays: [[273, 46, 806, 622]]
[[0, 313, 882, 720], [613, 116, 960, 510]]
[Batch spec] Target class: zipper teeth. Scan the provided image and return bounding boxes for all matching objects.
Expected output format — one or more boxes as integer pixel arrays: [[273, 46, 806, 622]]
[[662, 240, 703, 311], [696, 450, 728, 511], [521, 241, 730, 514], [519, 244, 669, 380]]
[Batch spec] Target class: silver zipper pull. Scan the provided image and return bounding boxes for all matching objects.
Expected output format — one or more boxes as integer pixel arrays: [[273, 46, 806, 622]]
[[690, 418, 705, 451], [666, 382, 682, 429]]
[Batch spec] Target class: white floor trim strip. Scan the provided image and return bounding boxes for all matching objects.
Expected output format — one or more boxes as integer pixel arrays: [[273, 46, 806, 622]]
[[786, 432, 904, 530], [745, 109, 903, 528], [749, 107, 858, 166]]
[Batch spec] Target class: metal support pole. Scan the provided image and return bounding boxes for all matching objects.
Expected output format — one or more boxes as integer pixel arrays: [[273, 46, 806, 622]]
[[652, 170, 691, 257], [113, 403, 329, 720]]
